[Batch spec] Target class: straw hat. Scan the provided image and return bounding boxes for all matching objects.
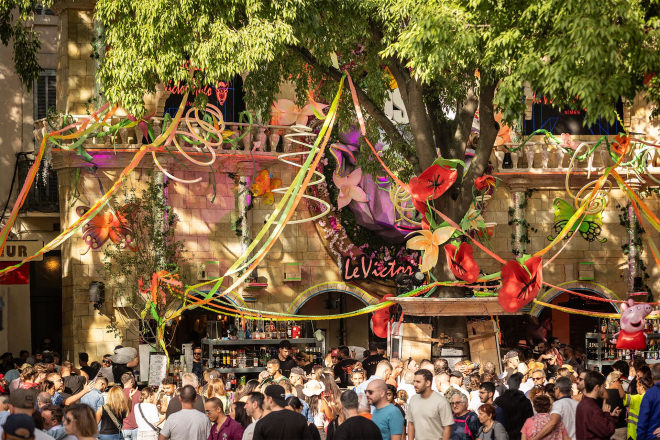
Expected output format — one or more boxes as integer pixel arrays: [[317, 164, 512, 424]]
[[302, 380, 325, 397]]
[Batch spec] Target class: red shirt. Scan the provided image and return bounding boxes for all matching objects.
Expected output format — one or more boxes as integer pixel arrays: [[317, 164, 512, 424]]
[[122, 387, 141, 430], [208, 416, 244, 440], [575, 396, 616, 440]]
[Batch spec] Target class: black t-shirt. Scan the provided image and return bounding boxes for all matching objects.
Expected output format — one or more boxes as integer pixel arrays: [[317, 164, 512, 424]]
[[334, 415, 382, 440], [253, 409, 312, 440], [80, 365, 97, 379], [165, 394, 206, 418], [334, 359, 358, 388], [112, 364, 133, 384], [63, 375, 85, 395], [279, 356, 297, 378], [362, 354, 385, 378], [606, 388, 627, 428]]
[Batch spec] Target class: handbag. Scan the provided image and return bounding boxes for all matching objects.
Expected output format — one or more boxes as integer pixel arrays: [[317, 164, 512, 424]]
[[137, 403, 161, 434]]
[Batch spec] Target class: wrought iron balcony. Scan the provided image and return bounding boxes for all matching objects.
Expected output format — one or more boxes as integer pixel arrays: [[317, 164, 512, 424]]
[[17, 153, 59, 214]]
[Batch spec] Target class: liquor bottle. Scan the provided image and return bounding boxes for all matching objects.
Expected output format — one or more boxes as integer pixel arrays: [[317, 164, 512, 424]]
[[231, 350, 237, 368], [287, 321, 293, 339], [231, 372, 237, 389]]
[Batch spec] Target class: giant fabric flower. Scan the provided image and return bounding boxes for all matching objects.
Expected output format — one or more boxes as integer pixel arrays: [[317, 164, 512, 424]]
[[560, 133, 577, 150], [406, 226, 455, 272], [270, 99, 327, 126], [408, 164, 458, 218], [612, 134, 630, 156], [333, 168, 368, 209], [499, 257, 543, 313], [474, 175, 496, 192], [444, 243, 480, 283]]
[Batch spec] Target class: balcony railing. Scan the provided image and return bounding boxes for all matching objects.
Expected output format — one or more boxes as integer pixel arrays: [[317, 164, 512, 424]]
[[33, 116, 314, 157], [17, 154, 59, 213]]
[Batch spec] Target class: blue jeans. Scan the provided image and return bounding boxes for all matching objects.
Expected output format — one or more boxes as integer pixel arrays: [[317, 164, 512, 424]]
[[122, 429, 138, 440], [98, 434, 122, 440]]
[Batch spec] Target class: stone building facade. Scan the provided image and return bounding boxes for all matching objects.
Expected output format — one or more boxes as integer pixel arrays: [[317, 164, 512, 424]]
[[18, 2, 660, 360]]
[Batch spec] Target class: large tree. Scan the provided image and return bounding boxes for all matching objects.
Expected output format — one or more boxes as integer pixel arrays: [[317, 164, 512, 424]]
[[92, 0, 659, 283]]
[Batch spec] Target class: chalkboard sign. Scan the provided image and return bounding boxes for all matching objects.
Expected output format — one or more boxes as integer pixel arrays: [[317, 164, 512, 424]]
[[148, 353, 168, 387], [523, 95, 623, 136]]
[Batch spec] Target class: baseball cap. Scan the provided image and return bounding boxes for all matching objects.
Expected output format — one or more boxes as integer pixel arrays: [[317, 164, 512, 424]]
[[3, 414, 35, 439], [263, 384, 286, 406], [331, 349, 339, 357], [450, 371, 464, 379], [10, 389, 36, 409], [503, 350, 519, 361]]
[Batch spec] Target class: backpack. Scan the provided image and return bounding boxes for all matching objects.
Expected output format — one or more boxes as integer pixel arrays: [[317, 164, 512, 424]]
[[454, 413, 477, 440]]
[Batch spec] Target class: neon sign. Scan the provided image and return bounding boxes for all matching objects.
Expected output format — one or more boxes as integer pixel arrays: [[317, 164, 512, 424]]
[[342, 255, 417, 281]]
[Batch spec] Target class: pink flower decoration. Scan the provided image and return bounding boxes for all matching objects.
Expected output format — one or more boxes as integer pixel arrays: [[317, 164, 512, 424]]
[[560, 133, 577, 149], [333, 168, 368, 209], [270, 99, 327, 126]]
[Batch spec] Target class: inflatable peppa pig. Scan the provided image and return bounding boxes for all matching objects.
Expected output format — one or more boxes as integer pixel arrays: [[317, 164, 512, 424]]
[[613, 299, 652, 350]]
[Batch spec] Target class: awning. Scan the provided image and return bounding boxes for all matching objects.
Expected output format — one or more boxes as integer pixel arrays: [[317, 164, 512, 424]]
[[390, 297, 524, 316]]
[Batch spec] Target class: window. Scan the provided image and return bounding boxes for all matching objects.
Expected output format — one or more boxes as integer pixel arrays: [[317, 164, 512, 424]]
[[34, 70, 56, 120]]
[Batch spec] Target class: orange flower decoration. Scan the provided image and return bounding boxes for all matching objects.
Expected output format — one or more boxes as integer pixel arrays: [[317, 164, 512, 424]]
[[612, 134, 630, 156]]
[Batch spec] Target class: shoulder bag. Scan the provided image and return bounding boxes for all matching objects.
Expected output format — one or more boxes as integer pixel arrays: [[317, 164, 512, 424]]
[[137, 403, 161, 434]]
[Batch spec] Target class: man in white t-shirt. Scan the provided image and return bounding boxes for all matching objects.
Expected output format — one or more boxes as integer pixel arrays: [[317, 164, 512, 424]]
[[242, 391, 265, 440], [158, 385, 210, 440], [407, 369, 454, 440], [527, 377, 578, 440]]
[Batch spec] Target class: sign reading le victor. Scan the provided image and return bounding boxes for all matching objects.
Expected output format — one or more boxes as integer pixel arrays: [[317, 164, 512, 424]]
[[342, 255, 417, 281], [0, 241, 44, 262]]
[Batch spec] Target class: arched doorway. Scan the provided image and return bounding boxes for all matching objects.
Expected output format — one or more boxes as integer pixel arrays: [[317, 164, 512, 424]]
[[532, 284, 620, 351]]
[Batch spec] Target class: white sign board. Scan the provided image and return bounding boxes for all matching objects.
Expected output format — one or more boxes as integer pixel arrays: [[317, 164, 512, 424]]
[[148, 353, 168, 387], [138, 344, 152, 383], [0, 241, 44, 261]]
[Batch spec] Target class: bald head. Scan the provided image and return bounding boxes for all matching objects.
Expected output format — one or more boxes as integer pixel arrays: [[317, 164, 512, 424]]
[[365, 378, 388, 408]]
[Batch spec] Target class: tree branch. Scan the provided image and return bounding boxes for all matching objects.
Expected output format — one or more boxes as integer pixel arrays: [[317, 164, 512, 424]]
[[453, 87, 479, 157], [290, 46, 411, 158]]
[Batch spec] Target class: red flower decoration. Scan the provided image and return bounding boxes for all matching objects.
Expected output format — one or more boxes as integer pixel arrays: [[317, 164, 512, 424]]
[[409, 164, 458, 218], [444, 243, 480, 283], [499, 256, 543, 313], [474, 175, 496, 192], [612, 135, 630, 156]]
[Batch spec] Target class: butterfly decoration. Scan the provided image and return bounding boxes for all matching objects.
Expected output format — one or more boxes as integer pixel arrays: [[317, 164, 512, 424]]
[[250, 169, 282, 205], [444, 242, 480, 283], [76, 205, 136, 253], [499, 256, 543, 313], [547, 198, 606, 243]]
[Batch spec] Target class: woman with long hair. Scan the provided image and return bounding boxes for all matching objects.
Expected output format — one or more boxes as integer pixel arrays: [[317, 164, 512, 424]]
[[96, 385, 129, 440], [134, 387, 163, 440], [64, 403, 98, 440], [230, 401, 251, 429], [205, 378, 229, 413]]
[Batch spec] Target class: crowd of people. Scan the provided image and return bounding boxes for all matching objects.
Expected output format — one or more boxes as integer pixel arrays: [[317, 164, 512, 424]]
[[0, 339, 659, 440]]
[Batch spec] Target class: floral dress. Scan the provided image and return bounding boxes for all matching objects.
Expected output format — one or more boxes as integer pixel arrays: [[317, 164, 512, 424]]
[[521, 413, 568, 440]]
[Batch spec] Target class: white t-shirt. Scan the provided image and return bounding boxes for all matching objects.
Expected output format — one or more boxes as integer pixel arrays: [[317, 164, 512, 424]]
[[242, 421, 256, 440], [406, 391, 454, 440], [160, 408, 210, 440], [134, 402, 160, 432], [551, 397, 578, 440]]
